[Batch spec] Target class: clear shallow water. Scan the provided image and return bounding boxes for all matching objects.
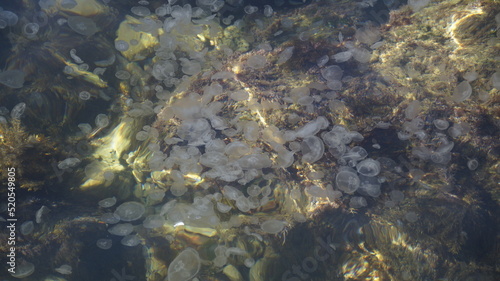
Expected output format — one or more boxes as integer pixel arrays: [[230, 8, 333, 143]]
[[0, 0, 499, 280]]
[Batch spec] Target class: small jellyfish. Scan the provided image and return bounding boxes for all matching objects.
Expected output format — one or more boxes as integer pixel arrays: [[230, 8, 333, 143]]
[[244, 5, 258, 14], [168, 248, 201, 281], [263, 5, 273, 17], [335, 169, 360, 194], [20, 221, 34, 235], [108, 223, 134, 236], [467, 159, 479, 171], [10, 102, 26, 119], [349, 196, 367, 208], [433, 119, 449, 130], [0, 70, 25, 89], [114, 201, 145, 222], [356, 159, 381, 177], [63, 65, 75, 74], [67, 16, 98, 36], [79, 91, 91, 100], [260, 219, 286, 234], [23, 23, 40, 37], [61, 0, 78, 9], [55, 264, 72, 275], [115, 40, 129, 52], [96, 238, 112, 249], [10, 261, 34, 278], [405, 211, 419, 223], [98, 196, 117, 208], [115, 70, 131, 80], [121, 235, 141, 247], [100, 213, 120, 224], [0, 10, 19, 26], [95, 113, 109, 128], [131, 6, 151, 17]]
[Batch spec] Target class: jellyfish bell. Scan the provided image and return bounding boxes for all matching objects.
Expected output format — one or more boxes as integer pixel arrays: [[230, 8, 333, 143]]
[[167, 248, 201, 281], [67, 16, 98, 36]]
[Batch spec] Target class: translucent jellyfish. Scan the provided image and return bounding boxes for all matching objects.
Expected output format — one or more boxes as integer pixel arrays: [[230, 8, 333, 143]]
[[23, 23, 40, 37], [335, 169, 360, 194], [333, 51, 352, 63], [39, 0, 56, 10], [341, 146, 368, 165], [100, 213, 120, 224], [9, 102, 26, 120], [115, 70, 131, 80], [405, 100, 421, 120], [61, 0, 77, 9], [356, 159, 381, 177], [67, 16, 98, 36], [237, 153, 272, 170], [355, 24, 381, 45], [95, 113, 109, 128], [131, 6, 151, 17], [156, 6, 169, 16], [121, 235, 141, 247], [295, 116, 329, 138], [115, 40, 129, 52], [200, 152, 228, 168], [261, 219, 286, 234], [433, 119, 449, 130], [167, 248, 201, 281], [10, 261, 34, 278], [247, 185, 261, 197], [63, 65, 75, 74], [96, 238, 112, 249], [389, 190, 405, 203], [236, 197, 251, 212], [467, 159, 479, 171], [58, 157, 81, 169], [349, 196, 367, 208], [180, 59, 201, 75], [430, 152, 451, 164], [222, 185, 244, 200], [327, 80, 342, 90], [35, 205, 50, 223], [55, 264, 72, 274], [78, 123, 92, 134], [246, 55, 267, 69], [301, 136, 325, 163], [98, 196, 117, 208], [0, 70, 25, 88], [20, 221, 34, 235], [277, 46, 294, 65], [451, 81, 472, 102], [263, 5, 273, 17], [114, 201, 145, 222], [491, 72, 500, 90], [245, 257, 256, 268], [108, 223, 134, 236], [405, 211, 419, 223], [79, 91, 91, 100], [143, 214, 166, 228], [216, 202, 232, 213], [358, 178, 381, 197], [244, 5, 258, 14], [0, 10, 19, 26], [321, 65, 343, 81]]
